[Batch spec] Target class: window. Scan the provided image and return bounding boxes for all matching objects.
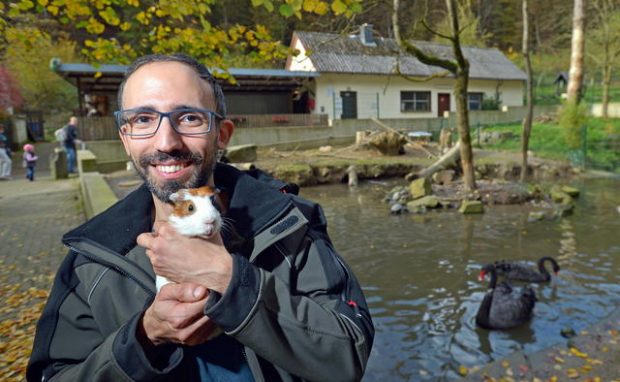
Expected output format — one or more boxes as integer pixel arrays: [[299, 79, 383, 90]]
[[401, 91, 431, 112], [468, 93, 484, 110]]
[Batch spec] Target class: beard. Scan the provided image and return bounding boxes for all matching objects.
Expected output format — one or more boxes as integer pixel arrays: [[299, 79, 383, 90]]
[[134, 150, 214, 202]]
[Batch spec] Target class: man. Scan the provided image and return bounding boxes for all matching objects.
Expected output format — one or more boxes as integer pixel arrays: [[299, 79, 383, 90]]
[[0, 123, 12, 180], [63, 116, 79, 173], [27, 54, 374, 381]]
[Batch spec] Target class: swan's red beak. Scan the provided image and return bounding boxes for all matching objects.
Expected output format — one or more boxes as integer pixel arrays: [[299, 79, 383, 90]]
[[478, 270, 487, 281]]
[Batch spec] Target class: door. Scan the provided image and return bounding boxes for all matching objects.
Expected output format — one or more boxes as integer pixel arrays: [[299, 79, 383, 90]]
[[438, 93, 450, 117], [340, 91, 357, 119]]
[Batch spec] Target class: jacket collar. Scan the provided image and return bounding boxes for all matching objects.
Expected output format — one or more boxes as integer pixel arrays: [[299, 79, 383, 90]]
[[63, 164, 292, 255]]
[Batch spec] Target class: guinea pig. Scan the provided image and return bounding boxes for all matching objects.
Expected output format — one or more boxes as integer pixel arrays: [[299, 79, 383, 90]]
[[155, 186, 223, 292]]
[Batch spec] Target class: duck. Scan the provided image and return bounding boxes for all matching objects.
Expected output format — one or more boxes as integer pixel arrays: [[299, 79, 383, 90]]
[[475, 263, 537, 330], [494, 256, 560, 283]]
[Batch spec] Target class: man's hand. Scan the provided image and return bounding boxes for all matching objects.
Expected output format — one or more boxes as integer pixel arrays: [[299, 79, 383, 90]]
[[140, 283, 217, 346], [137, 222, 233, 294]]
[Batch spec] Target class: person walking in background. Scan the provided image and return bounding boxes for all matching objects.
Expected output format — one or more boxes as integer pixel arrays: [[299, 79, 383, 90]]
[[0, 123, 12, 180], [63, 116, 79, 173], [22, 143, 38, 181]]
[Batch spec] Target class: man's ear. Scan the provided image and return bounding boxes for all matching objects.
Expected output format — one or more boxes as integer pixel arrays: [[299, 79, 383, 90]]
[[216, 119, 235, 150], [119, 132, 131, 156]]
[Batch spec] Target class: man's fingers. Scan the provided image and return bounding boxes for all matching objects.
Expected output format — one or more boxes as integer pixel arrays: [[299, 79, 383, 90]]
[[159, 282, 208, 302], [136, 232, 155, 248]]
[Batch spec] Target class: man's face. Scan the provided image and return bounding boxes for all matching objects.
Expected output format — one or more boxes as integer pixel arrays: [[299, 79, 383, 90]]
[[119, 61, 232, 202], [70, 117, 78, 126]]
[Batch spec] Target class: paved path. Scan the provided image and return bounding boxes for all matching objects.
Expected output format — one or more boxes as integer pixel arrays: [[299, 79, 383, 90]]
[[0, 174, 84, 381], [0, 174, 84, 291]]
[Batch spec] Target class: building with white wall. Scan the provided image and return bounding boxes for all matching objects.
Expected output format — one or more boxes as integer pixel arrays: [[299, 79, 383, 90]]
[[286, 26, 527, 121]]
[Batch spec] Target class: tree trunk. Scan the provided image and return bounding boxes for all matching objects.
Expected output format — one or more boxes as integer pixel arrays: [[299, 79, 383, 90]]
[[566, 0, 586, 103], [602, 63, 611, 119], [448, 0, 476, 191], [520, 0, 534, 182]]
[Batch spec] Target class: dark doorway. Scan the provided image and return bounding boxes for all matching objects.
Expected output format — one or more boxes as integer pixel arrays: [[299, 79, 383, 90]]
[[340, 91, 357, 119], [438, 93, 450, 117]]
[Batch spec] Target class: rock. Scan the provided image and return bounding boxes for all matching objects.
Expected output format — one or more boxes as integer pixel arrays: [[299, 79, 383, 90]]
[[224, 144, 257, 163], [550, 189, 573, 205], [409, 177, 432, 200], [390, 203, 407, 215], [527, 211, 546, 222], [561, 185, 580, 197], [318, 145, 333, 153], [431, 170, 455, 185], [554, 203, 574, 218], [406, 195, 440, 210], [368, 131, 406, 155], [561, 327, 577, 338], [459, 200, 484, 214], [404, 172, 417, 182]]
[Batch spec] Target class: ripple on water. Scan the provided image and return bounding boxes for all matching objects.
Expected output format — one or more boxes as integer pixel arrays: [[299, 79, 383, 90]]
[[302, 179, 620, 381]]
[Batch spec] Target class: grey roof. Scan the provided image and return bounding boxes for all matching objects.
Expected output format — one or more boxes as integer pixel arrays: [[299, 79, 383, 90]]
[[51, 60, 317, 94], [293, 31, 527, 81]]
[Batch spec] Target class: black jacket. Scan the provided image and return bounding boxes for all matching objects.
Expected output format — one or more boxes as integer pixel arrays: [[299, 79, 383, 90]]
[[27, 164, 374, 381]]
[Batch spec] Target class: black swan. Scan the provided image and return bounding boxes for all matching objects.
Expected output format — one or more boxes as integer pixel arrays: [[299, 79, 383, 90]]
[[475, 264, 537, 330], [494, 256, 560, 283]]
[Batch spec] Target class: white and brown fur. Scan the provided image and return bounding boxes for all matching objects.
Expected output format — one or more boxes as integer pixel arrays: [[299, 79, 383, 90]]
[[155, 186, 226, 292]]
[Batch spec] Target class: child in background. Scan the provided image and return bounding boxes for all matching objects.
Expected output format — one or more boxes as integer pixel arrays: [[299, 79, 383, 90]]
[[23, 144, 38, 181]]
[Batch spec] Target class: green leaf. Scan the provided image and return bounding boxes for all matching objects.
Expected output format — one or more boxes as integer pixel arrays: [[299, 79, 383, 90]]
[[331, 0, 346, 15], [279, 4, 293, 17], [250, 0, 263, 6]]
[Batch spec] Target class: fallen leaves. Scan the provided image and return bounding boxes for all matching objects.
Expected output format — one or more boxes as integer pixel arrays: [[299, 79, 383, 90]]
[[0, 273, 52, 382]]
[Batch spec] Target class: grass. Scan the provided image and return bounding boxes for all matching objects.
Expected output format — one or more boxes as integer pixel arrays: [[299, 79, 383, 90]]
[[477, 117, 620, 172], [533, 81, 620, 106]]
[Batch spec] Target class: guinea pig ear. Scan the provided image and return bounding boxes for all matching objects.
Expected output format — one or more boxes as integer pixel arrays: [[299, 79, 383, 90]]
[[169, 189, 189, 203]]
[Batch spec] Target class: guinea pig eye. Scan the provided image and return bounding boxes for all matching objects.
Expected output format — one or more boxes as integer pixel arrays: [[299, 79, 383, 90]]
[[187, 203, 195, 213]]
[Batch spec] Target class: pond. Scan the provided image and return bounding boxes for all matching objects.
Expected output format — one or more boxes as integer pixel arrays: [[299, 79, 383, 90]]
[[299, 177, 620, 381]]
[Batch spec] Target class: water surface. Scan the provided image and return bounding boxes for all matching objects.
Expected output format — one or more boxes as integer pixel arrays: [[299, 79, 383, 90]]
[[300, 177, 620, 381]]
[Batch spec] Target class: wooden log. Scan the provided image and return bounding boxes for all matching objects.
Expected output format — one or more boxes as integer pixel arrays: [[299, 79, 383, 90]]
[[417, 141, 461, 179]]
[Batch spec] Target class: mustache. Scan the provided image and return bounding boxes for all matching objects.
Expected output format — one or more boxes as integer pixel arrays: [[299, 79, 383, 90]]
[[138, 150, 204, 167]]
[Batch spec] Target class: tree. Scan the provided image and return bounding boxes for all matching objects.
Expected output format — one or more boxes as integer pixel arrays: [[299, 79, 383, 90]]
[[588, 0, 620, 118], [3, 22, 78, 111], [0, 66, 23, 113], [394, 0, 476, 191], [520, 0, 534, 182], [566, 0, 586, 103]]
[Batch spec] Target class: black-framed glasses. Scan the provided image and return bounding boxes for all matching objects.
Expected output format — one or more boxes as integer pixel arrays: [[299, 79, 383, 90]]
[[114, 107, 223, 137]]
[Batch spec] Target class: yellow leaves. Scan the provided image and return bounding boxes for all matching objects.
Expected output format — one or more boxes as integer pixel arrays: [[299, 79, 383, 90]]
[[567, 368, 580, 378], [569, 347, 588, 359], [0, 286, 49, 382], [136, 11, 150, 25], [458, 365, 469, 376], [554, 356, 565, 363], [36, 0, 48, 6], [98, 6, 120, 26], [85, 17, 105, 34], [127, 0, 140, 7], [46, 4, 59, 15]]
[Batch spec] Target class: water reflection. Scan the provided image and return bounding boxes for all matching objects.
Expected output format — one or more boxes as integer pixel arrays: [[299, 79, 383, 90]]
[[300, 178, 620, 381]]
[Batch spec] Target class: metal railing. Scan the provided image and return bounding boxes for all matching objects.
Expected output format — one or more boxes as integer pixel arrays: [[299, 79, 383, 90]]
[[76, 113, 330, 141]]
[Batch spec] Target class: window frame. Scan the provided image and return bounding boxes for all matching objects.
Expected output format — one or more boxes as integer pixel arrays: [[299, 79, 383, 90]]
[[467, 92, 484, 111], [400, 91, 431, 113]]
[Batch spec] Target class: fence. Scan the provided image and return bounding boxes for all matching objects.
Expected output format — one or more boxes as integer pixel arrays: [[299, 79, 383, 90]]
[[228, 113, 329, 129], [76, 114, 330, 141]]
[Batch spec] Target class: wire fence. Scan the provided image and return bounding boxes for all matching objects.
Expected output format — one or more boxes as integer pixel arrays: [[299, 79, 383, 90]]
[[467, 119, 620, 173]]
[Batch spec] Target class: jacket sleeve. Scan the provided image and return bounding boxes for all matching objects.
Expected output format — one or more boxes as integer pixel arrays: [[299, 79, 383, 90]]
[[26, 252, 183, 382], [204, 206, 374, 382]]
